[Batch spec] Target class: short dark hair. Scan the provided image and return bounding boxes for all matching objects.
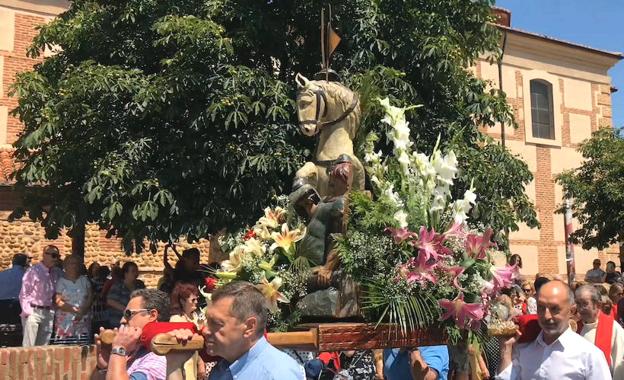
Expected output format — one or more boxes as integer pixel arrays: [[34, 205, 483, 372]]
[[122, 261, 138, 274], [43, 245, 59, 255], [182, 248, 200, 259], [12, 253, 28, 267], [211, 281, 268, 337], [534, 276, 550, 292], [130, 289, 170, 321]]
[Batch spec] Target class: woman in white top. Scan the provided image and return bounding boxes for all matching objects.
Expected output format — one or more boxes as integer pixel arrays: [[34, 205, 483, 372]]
[[53, 254, 93, 344], [169, 282, 205, 379]]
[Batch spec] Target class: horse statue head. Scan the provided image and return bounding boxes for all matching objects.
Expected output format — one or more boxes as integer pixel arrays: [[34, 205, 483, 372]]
[[295, 73, 360, 139]]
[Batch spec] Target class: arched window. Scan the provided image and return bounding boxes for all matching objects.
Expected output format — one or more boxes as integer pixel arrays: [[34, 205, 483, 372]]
[[530, 80, 555, 140]]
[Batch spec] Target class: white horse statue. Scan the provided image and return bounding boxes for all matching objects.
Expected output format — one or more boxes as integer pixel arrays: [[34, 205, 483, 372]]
[[294, 73, 365, 197]]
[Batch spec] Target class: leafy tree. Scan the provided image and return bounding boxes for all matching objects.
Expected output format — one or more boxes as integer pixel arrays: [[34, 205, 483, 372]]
[[10, 0, 537, 253], [557, 128, 624, 250]]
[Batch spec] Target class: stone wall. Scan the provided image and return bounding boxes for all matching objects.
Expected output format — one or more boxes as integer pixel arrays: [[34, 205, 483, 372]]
[[0, 210, 213, 288], [0, 184, 213, 288]]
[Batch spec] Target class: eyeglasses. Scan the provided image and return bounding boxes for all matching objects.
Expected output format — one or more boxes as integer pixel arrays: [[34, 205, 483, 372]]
[[123, 309, 150, 320], [44, 251, 60, 259], [522, 288, 531, 292]]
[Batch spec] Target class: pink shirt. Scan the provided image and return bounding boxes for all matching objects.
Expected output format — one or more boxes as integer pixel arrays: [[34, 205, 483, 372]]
[[127, 348, 166, 380], [19, 263, 61, 317]]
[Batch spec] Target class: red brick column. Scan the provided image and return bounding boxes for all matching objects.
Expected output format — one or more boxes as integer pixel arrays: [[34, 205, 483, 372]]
[[535, 146, 559, 275]]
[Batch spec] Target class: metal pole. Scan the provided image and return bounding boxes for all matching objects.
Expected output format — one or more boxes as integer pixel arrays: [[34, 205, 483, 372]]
[[564, 199, 576, 286]]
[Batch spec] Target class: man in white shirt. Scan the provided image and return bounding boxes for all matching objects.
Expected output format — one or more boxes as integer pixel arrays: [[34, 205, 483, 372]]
[[496, 280, 611, 380], [576, 284, 624, 379]]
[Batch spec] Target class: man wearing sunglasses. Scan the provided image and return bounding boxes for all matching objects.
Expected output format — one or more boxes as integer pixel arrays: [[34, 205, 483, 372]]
[[93, 288, 170, 380], [19, 245, 62, 346]]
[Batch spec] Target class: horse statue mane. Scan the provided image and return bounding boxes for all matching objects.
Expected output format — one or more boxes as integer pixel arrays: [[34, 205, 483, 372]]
[[293, 73, 365, 197]]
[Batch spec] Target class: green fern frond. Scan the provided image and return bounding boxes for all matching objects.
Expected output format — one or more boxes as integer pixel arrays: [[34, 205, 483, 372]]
[[361, 280, 439, 335]]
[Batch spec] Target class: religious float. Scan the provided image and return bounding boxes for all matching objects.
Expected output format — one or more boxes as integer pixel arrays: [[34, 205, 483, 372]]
[[100, 83, 518, 352], [195, 9, 519, 352], [102, 10, 519, 356]]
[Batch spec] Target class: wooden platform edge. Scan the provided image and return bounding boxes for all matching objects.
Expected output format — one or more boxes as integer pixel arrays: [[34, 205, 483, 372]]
[[267, 323, 448, 351]]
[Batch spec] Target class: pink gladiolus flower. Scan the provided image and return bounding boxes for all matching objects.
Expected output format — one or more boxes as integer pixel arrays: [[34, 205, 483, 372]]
[[413, 227, 452, 262], [438, 293, 485, 329], [400, 253, 437, 285], [385, 227, 417, 244], [465, 228, 495, 260]]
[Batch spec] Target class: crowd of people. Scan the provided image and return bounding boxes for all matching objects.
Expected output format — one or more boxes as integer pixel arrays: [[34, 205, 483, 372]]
[[2, 247, 624, 379], [0, 244, 208, 348]]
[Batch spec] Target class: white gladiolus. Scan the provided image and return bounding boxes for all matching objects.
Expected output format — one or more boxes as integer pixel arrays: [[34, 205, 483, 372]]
[[379, 98, 408, 127], [398, 152, 411, 174], [384, 185, 403, 207], [431, 150, 458, 186], [393, 210, 409, 228], [463, 188, 477, 205], [430, 185, 450, 213], [413, 152, 436, 179], [371, 175, 381, 187], [451, 188, 476, 224], [364, 150, 383, 164]]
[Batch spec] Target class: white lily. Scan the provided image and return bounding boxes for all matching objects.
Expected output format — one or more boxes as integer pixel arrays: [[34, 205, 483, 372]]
[[257, 207, 286, 230], [269, 223, 305, 256], [220, 246, 245, 273], [257, 276, 289, 312], [243, 237, 266, 258], [253, 225, 272, 241]]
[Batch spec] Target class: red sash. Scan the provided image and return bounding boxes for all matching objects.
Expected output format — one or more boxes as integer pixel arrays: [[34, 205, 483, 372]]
[[577, 311, 614, 367]]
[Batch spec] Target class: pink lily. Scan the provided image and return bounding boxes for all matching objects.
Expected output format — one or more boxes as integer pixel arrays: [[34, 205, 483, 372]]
[[400, 253, 438, 285], [479, 278, 496, 296], [444, 221, 465, 238], [385, 227, 417, 244], [490, 264, 516, 291], [465, 228, 495, 260], [444, 266, 465, 290], [438, 293, 485, 329], [413, 227, 452, 262]]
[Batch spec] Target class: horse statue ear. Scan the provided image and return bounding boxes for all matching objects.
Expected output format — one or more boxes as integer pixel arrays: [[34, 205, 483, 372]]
[[295, 73, 310, 89]]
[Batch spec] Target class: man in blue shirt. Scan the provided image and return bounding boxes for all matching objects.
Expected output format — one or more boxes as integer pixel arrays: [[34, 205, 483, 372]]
[[384, 345, 449, 380], [165, 281, 304, 380], [0, 253, 29, 300]]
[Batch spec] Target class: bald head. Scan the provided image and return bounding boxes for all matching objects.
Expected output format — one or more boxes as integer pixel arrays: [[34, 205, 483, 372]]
[[537, 280, 574, 344], [538, 280, 575, 305]]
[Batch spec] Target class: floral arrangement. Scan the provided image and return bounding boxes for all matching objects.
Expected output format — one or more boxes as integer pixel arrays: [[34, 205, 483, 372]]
[[212, 199, 310, 330], [334, 98, 517, 341], [213, 98, 517, 340]]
